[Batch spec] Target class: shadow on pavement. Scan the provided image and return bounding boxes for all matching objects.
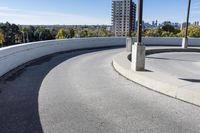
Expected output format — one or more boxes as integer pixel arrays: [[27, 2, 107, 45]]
[[0, 47, 122, 133], [179, 78, 200, 83], [146, 56, 200, 62]]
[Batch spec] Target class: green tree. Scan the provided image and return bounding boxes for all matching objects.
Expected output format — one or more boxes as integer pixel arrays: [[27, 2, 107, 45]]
[[162, 24, 175, 33], [35, 27, 52, 41], [51, 28, 58, 39], [0, 22, 21, 46], [21, 27, 29, 43], [15, 32, 23, 44], [56, 28, 67, 39], [69, 29, 75, 38]]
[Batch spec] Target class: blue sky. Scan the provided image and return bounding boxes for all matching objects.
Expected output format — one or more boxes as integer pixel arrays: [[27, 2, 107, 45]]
[[0, 0, 199, 25]]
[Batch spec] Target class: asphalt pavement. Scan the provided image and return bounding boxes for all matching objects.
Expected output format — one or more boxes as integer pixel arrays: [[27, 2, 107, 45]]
[[1, 48, 200, 133]]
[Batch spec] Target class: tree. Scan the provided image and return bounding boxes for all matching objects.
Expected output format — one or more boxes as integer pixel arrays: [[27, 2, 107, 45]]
[[144, 29, 162, 37], [21, 27, 29, 43], [56, 28, 67, 39], [0, 32, 5, 47], [80, 30, 88, 38], [188, 26, 200, 38], [34, 27, 53, 41], [161, 31, 171, 37], [15, 33, 23, 44], [162, 24, 175, 33], [131, 32, 137, 37], [178, 26, 200, 38], [27, 26, 36, 42], [50, 28, 58, 39], [69, 29, 75, 38]]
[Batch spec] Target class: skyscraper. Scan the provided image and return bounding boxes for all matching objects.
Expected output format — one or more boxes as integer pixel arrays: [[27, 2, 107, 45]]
[[112, 0, 136, 37]]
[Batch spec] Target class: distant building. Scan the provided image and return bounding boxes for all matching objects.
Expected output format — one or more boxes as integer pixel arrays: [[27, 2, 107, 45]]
[[194, 21, 199, 26], [172, 23, 181, 29], [112, 0, 136, 37], [106, 26, 112, 31], [181, 22, 191, 30]]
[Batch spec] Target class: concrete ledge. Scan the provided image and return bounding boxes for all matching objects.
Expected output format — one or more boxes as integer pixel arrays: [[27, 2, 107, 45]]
[[0, 37, 199, 78], [113, 48, 200, 106], [0, 37, 126, 77]]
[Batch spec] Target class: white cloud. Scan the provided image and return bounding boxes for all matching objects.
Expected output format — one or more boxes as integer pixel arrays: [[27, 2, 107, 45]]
[[0, 7, 110, 25]]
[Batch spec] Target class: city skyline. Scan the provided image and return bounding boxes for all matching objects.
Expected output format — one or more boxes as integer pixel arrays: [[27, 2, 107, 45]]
[[0, 0, 200, 25]]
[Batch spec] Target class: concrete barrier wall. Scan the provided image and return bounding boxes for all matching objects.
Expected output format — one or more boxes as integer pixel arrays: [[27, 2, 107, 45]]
[[133, 37, 200, 46], [0, 37, 126, 76], [0, 37, 199, 77]]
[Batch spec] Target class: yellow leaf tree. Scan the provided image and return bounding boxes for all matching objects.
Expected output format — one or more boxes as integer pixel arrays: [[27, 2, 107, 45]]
[[56, 28, 67, 39], [0, 32, 5, 47]]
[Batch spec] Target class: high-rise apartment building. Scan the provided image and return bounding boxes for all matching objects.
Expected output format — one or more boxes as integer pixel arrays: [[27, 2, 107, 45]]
[[112, 0, 136, 37]]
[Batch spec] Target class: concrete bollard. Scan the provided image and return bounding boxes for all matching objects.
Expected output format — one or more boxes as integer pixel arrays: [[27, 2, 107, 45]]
[[131, 42, 146, 71], [126, 37, 133, 52], [182, 37, 188, 49]]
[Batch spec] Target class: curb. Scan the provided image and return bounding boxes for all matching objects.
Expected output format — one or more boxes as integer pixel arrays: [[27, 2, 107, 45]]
[[113, 50, 200, 106]]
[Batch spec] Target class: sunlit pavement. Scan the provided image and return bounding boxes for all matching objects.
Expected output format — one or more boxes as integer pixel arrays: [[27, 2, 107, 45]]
[[1, 48, 200, 133]]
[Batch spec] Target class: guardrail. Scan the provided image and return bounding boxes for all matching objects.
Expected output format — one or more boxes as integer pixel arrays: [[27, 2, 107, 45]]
[[0, 37, 199, 77]]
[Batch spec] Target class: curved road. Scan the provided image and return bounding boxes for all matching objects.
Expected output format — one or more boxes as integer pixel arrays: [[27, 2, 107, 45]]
[[1, 48, 200, 133]]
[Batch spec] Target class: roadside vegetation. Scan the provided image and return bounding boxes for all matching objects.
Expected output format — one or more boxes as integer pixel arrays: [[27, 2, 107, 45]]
[[0, 22, 112, 47], [0, 22, 200, 47], [137, 25, 200, 38]]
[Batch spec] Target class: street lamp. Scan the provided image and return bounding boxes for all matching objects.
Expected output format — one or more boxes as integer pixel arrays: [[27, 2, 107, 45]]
[[182, 0, 191, 48], [131, 0, 146, 71]]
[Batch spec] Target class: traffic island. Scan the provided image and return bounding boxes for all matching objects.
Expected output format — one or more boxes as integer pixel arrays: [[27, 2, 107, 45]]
[[113, 47, 200, 106]]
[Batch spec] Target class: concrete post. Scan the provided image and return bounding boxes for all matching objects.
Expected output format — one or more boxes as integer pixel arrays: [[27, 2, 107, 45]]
[[126, 37, 133, 52], [182, 37, 188, 48], [131, 42, 146, 71]]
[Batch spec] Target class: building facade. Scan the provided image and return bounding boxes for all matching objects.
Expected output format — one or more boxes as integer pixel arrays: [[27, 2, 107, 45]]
[[112, 0, 136, 37], [181, 22, 191, 30]]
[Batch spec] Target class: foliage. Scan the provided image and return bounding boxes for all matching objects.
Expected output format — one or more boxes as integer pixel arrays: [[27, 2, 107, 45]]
[[80, 30, 88, 38], [177, 26, 200, 38], [144, 26, 180, 37], [0, 22, 21, 46], [56, 28, 67, 39], [2, 21, 199, 48], [69, 29, 75, 38], [131, 32, 137, 37], [0, 32, 5, 46], [162, 24, 175, 33], [188, 26, 200, 38], [144, 29, 162, 37], [35, 28, 52, 41]]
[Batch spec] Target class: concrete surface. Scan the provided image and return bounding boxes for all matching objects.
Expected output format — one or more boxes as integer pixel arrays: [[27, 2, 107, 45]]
[[126, 37, 133, 52], [113, 47, 200, 106], [131, 43, 146, 71], [1, 37, 200, 77], [1, 48, 200, 133], [182, 37, 188, 48], [0, 37, 125, 77]]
